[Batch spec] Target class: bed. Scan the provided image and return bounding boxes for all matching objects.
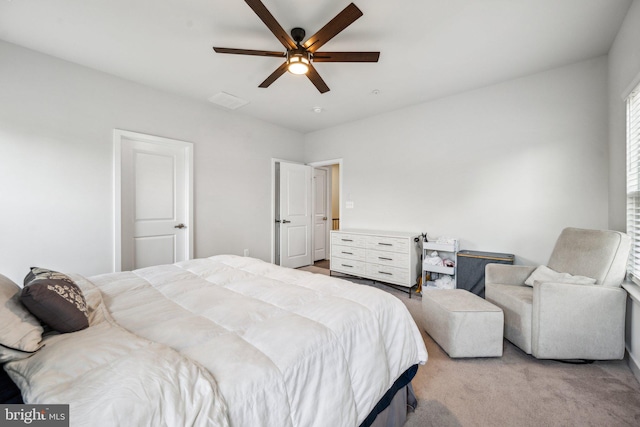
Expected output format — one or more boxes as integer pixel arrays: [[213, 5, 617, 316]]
[[1, 255, 428, 426]]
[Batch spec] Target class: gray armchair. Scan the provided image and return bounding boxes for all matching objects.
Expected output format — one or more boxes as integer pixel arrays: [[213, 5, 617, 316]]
[[485, 227, 631, 360]]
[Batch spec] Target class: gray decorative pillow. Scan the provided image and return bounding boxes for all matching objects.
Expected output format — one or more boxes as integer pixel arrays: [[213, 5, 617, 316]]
[[21, 268, 89, 333], [0, 274, 43, 362], [524, 265, 597, 287]]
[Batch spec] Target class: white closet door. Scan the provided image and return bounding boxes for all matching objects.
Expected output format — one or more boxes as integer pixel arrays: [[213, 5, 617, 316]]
[[116, 131, 193, 271], [279, 162, 312, 268]]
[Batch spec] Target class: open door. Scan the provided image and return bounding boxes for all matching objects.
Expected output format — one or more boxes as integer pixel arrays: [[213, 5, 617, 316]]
[[313, 167, 331, 261], [114, 130, 193, 272], [278, 162, 313, 268]]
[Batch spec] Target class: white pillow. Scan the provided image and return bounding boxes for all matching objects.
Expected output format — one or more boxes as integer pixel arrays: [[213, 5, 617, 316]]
[[0, 273, 44, 362], [524, 265, 596, 287]]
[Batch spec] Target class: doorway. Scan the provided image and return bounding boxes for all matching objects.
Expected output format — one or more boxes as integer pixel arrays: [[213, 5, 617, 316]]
[[271, 158, 342, 268], [309, 159, 341, 269], [313, 167, 330, 262]]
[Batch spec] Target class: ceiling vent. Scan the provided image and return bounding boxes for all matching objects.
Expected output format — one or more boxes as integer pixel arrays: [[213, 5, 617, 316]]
[[208, 92, 249, 110]]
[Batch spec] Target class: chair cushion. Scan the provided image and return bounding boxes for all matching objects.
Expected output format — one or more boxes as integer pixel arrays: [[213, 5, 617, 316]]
[[547, 228, 630, 287], [485, 283, 533, 354]]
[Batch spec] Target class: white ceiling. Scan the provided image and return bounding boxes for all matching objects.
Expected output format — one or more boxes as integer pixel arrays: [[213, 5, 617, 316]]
[[0, 0, 633, 133]]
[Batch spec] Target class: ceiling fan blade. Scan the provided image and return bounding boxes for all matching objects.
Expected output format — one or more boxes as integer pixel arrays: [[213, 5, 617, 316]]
[[306, 64, 330, 94], [213, 47, 286, 58], [259, 62, 289, 88], [302, 3, 363, 53], [312, 51, 380, 62], [245, 0, 297, 50]]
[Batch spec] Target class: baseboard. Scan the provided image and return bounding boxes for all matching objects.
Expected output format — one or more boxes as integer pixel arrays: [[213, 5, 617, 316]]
[[625, 348, 640, 384]]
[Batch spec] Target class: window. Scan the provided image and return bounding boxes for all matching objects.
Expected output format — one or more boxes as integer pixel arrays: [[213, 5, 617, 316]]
[[627, 82, 640, 283]]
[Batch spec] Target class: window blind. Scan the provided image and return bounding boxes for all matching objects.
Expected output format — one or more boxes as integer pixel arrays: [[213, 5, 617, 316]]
[[627, 83, 640, 283]]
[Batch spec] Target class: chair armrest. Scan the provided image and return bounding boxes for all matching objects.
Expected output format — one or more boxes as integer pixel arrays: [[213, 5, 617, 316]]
[[532, 282, 627, 359], [485, 264, 535, 286]]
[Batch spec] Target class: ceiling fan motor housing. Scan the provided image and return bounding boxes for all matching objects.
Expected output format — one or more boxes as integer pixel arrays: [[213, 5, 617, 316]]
[[291, 27, 306, 44]]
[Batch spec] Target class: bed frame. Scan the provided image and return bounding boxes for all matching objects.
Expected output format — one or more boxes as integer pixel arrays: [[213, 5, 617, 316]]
[[0, 363, 23, 404]]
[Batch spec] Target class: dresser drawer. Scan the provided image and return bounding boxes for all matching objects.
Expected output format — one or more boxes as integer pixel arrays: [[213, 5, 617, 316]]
[[332, 244, 366, 261], [365, 236, 409, 254], [331, 257, 366, 276], [366, 249, 409, 267], [366, 264, 410, 285], [331, 232, 367, 248]]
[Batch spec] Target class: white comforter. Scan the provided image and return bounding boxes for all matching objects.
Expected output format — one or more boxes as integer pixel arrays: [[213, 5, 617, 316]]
[[8, 255, 427, 427], [6, 273, 229, 426]]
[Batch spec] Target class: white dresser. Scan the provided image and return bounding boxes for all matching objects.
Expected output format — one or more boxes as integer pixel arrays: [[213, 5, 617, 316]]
[[330, 229, 420, 289]]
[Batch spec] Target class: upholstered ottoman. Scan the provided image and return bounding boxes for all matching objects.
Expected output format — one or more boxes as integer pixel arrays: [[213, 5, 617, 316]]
[[422, 289, 504, 358]]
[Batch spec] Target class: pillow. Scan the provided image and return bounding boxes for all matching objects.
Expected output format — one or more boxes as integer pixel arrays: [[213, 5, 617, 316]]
[[21, 267, 89, 333], [0, 273, 44, 362], [524, 265, 597, 287]]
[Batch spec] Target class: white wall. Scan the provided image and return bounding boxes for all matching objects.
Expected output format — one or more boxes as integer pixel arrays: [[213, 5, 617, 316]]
[[0, 40, 304, 284], [305, 57, 609, 265], [608, 0, 640, 381]]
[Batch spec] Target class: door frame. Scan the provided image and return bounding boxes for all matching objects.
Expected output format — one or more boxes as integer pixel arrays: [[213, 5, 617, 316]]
[[113, 129, 194, 272], [271, 157, 343, 264]]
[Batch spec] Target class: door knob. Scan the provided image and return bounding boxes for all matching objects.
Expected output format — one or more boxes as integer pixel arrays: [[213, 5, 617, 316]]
[[282, 219, 291, 224], [174, 223, 186, 229], [322, 217, 327, 220]]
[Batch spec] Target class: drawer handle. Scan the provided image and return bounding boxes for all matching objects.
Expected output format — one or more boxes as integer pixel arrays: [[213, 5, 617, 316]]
[[378, 271, 393, 275], [341, 264, 354, 268], [342, 251, 353, 255], [341, 239, 353, 242], [378, 243, 392, 246], [378, 257, 393, 261]]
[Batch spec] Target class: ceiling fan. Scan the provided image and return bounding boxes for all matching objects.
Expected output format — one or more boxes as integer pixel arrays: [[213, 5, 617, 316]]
[[213, 0, 380, 94]]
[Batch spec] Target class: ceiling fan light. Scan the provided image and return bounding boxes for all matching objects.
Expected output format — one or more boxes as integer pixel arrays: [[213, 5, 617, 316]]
[[287, 52, 310, 75]]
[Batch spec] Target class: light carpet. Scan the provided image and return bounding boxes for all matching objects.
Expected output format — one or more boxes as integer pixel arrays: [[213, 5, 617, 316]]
[[300, 265, 640, 427]]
